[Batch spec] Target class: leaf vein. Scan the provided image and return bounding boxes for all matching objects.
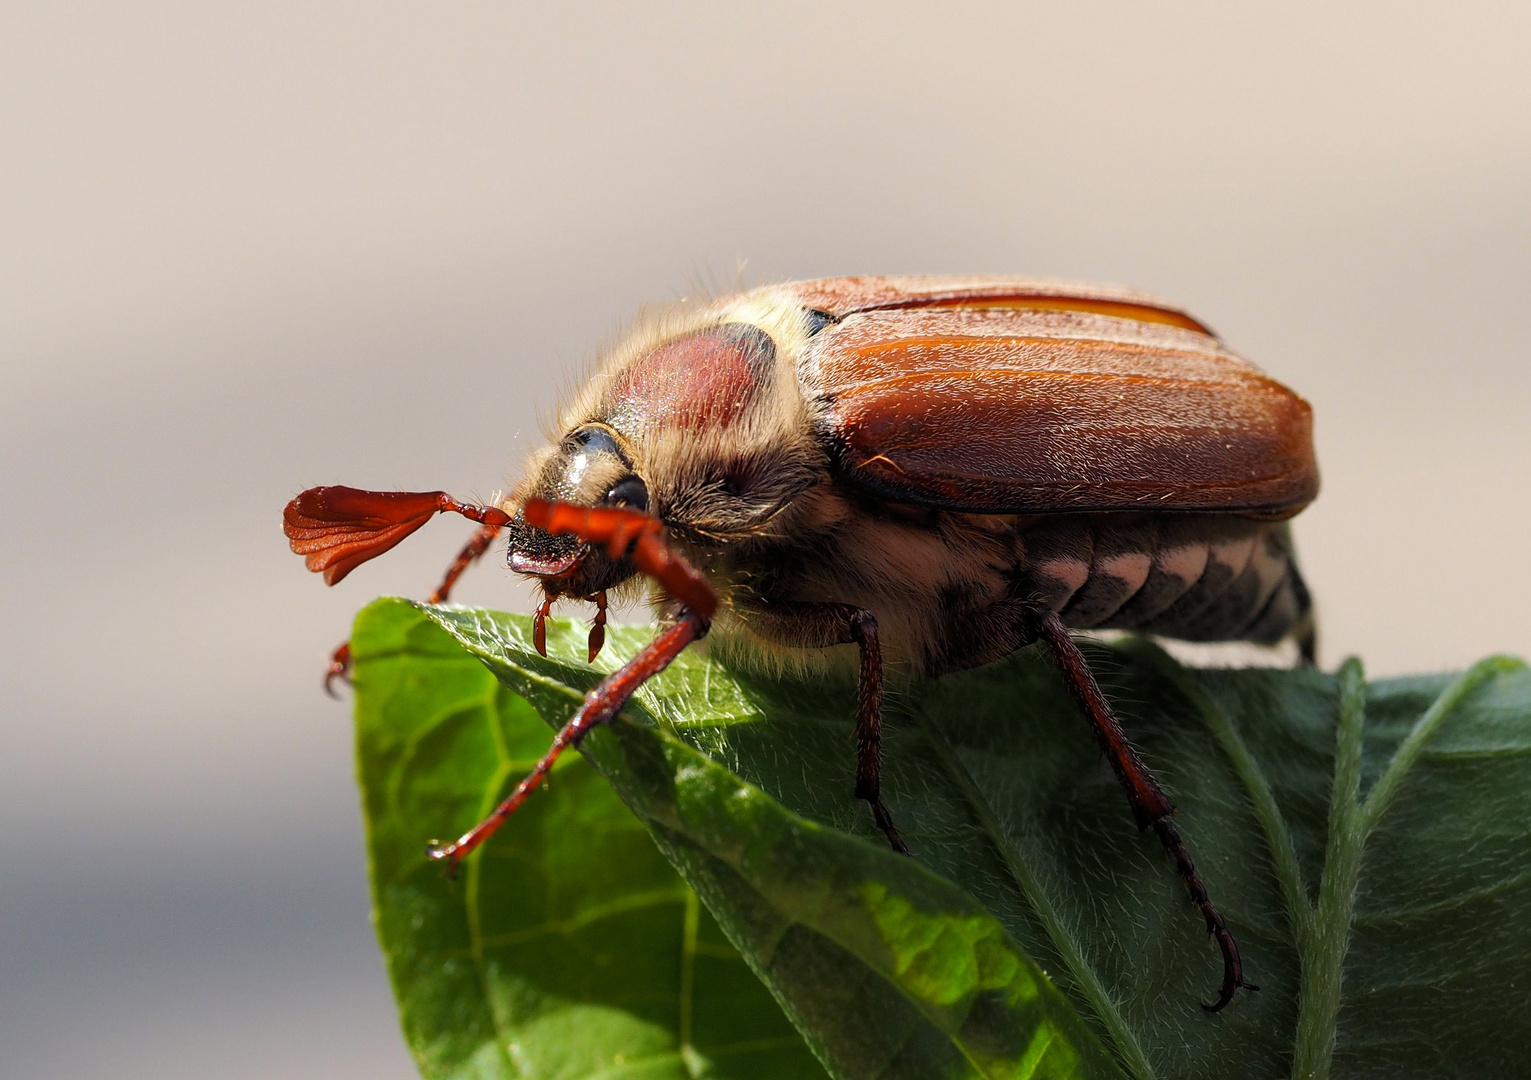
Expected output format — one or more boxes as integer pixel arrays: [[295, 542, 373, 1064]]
[[912, 702, 1158, 1080]]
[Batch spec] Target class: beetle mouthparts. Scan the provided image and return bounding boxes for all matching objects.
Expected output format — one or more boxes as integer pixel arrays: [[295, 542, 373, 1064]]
[[509, 549, 582, 576], [506, 510, 584, 580]]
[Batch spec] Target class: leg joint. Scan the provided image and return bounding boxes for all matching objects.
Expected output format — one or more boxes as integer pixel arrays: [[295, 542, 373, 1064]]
[[848, 608, 878, 645]]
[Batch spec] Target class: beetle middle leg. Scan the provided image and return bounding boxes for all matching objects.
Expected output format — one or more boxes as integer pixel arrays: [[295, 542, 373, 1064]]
[[1028, 606, 1252, 1013], [847, 610, 909, 856], [745, 602, 909, 855]]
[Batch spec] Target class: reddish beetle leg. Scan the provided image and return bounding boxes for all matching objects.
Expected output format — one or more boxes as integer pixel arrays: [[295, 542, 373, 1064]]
[[320, 523, 504, 695], [428, 522, 505, 606], [1032, 609, 1253, 1013], [521, 499, 718, 621], [426, 612, 706, 876], [283, 486, 510, 689], [324, 642, 353, 698], [427, 500, 717, 875]]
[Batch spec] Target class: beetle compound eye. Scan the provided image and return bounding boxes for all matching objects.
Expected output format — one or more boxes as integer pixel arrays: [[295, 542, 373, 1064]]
[[566, 425, 629, 466], [603, 476, 649, 513], [553, 424, 635, 501]]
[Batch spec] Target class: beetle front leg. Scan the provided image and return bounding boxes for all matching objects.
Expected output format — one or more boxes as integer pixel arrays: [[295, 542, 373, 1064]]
[[284, 486, 514, 692], [427, 611, 707, 875], [1030, 607, 1252, 1012], [323, 521, 506, 695], [324, 642, 353, 698], [429, 521, 506, 605], [425, 500, 719, 874]]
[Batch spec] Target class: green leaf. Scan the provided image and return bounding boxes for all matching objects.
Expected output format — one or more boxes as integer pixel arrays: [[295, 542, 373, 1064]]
[[352, 602, 829, 1080], [354, 597, 1531, 1080]]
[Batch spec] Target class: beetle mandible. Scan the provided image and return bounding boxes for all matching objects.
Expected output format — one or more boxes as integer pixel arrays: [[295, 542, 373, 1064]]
[[283, 276, 1319, 1012]]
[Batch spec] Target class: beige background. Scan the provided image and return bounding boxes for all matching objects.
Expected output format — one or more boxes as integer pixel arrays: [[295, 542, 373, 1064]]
[[3, 3, 1528, 1077]]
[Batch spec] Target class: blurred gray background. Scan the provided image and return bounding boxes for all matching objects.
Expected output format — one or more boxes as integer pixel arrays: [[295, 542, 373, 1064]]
[[3, 3, 1528, 1076]]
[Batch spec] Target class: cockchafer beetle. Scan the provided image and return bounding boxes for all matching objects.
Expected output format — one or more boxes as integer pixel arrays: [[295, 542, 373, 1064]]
[[283, 275, 1318, 1011]]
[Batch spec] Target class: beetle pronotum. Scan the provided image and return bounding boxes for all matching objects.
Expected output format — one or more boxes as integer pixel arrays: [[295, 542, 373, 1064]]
[[284, 276, 1318, 1011]]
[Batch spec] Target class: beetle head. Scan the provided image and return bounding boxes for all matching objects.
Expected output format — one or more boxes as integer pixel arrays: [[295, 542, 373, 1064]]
[[507, 318, 819, 607], [506, 424, 649, 599]]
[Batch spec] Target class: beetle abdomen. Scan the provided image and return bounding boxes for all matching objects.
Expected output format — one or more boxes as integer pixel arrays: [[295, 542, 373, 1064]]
[[719, 499, 1312, 680], [1017, 513, 1309, 645]]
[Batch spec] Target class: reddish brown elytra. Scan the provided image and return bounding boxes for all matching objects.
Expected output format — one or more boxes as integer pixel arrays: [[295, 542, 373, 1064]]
[[283, 276, 1321, 1011]]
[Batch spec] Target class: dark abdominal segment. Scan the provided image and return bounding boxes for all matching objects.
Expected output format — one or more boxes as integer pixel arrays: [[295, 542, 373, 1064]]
[[1017, 514, 1309, 645]]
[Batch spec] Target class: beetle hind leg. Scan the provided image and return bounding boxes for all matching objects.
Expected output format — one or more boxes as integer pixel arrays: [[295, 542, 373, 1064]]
[[1030, 606, 1253, 1012]]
